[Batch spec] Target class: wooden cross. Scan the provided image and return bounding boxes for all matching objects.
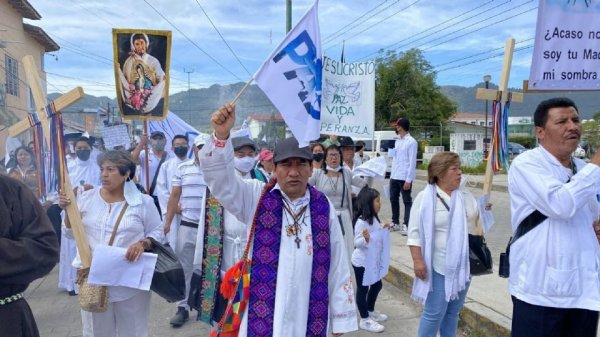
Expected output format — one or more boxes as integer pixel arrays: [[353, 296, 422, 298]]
[[474, 38, 525, 234], [9, 55, 92, 268]]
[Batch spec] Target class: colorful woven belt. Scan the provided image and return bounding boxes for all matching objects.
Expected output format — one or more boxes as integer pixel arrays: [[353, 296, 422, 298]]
[[0, 293, 23, 305]]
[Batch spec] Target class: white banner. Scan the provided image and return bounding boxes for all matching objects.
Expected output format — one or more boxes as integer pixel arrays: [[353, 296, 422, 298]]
[[321, 56, 375, 137], [254, 0, 321, 147], [529, 1, 600, 90], [362, 229, 390, 286]]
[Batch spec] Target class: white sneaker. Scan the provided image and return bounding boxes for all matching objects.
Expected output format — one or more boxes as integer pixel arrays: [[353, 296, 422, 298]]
[[389, 223, 401, 232], [359, 317, 385, 333], [400, 224, 408, 236], [369, 310, 388, 322]]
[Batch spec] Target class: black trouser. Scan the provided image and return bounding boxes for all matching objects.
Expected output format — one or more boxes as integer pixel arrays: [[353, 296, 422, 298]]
[[353, 265, 383, 319], [46, 204, 63, 246], [511, 296, 599, 337], [389, 179, 412, 225]]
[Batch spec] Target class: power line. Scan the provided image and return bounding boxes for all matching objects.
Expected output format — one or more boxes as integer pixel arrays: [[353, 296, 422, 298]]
[[323, 0, 400, 44], [351, 0, 498, 61], [68, 0, 117, 27], [194, 0, 252, 77], [417, 3, 537, 52], [432, 37, 534, 68], [142, 0, 244, 81], [435, 44, 533, 73], [325, 0, 423, 49]]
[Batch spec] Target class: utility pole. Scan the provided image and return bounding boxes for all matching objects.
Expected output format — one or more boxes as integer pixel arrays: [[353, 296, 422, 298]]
[[183, 68, 194, 93], [286, 0, 292, 33]]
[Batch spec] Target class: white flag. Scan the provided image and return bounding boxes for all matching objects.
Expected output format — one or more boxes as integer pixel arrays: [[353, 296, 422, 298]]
[[254, 0, 321, 147], [148, 111, 202, 159]]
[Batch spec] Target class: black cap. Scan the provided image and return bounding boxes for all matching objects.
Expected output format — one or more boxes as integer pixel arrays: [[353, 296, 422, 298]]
[[339, 136, 360, 149], [394, 118, 410, 131], [273, 137, 313, 163], [232, 136, 257, 151], [150, 131, 165, 138]]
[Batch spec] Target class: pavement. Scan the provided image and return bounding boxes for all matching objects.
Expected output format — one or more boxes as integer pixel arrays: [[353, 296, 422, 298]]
[[23, 170, 599, 337]]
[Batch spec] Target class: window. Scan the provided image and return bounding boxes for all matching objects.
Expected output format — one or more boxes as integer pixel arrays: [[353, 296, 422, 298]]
[[464, 140, 476, 150], [5, 55, 19, 96]]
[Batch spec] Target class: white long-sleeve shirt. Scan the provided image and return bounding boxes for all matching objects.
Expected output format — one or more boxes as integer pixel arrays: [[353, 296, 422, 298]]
[[199, 136, 358, 336], [351, 218, 383, 268], [508, 145, 600, 310], [390, 133, 417, 182]]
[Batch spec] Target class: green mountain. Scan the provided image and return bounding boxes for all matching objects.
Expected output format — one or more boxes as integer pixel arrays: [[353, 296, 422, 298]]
[[49, 82, 600, 132], [442, 82, 600, 119]]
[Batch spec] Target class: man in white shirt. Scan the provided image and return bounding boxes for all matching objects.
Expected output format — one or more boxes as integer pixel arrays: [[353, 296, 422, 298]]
[[131, 130, 173, 216], [200, 103, 357, 337], [164, 135, 207, 327], [508, 97, 600, 337], [389, 118, 417, 234], [156, 135, 191, 248]]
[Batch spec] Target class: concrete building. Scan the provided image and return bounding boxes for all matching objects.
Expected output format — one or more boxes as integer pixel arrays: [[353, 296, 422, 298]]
[[447, 121, 489, 167], [0, 0, 59, 158]]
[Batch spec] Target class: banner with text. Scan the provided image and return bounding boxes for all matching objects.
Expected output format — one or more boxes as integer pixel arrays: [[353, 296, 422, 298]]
[[529, 1, 600, 90], [321, 56, 375, 137]]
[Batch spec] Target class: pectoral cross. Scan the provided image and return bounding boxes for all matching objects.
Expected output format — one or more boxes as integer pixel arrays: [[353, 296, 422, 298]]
[[9, 55, 91, 267]]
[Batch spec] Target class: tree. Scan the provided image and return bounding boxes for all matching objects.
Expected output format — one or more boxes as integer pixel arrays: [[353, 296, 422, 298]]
[[374, 49, 456, 129], [582, 120, 600, 155]]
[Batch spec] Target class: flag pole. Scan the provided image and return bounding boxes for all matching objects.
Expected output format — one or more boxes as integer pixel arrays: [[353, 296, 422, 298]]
[[231, 78, 254, 104]]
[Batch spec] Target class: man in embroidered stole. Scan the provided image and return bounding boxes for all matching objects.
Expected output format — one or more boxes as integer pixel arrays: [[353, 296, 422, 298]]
[[199, 103, 358, 336]]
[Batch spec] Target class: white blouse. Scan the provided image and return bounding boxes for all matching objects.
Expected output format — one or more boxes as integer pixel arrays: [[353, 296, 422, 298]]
[[406, 185, 480, 275], [66, 188, 163, 301]]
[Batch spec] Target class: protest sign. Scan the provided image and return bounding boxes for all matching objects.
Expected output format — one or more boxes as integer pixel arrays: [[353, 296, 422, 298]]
[[320, 56, 375, 138], [529, 1, 600, 90], [101, 124, 131, 150]]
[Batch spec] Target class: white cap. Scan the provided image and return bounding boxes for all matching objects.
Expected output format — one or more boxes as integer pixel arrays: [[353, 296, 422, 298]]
[[194, 133, 210, 147]]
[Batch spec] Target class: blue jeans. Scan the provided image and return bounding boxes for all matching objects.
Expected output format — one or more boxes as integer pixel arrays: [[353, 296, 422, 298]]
[[418, 270, 470, 337]]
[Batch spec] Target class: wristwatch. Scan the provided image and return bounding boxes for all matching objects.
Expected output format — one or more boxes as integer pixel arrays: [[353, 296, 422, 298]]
[[140, 239, 152, 251]]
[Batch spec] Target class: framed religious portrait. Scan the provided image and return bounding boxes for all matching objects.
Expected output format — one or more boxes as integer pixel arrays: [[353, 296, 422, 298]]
[[112, 29, 171, 120]]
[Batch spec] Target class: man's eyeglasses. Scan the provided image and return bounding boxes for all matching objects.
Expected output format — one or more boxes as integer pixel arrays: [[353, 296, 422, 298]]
[[327, 153, 340, 158]]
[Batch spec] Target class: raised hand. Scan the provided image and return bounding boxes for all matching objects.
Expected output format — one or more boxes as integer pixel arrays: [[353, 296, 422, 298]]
[[211, 103, 236, 140]]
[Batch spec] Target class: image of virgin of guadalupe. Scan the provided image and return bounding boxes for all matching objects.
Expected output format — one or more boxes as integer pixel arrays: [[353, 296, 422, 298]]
[[114, 30, 171, 118]]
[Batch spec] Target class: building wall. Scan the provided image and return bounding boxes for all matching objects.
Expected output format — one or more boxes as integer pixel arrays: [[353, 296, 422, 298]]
[[0, 1, 47, 159], [450, 132, 485, 167]]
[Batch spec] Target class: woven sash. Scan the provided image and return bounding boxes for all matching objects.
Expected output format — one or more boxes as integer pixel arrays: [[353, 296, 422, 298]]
[[198, 191, 225, 324]]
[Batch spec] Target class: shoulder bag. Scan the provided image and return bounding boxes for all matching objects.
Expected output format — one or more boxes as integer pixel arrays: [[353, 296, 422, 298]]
[[437, 193, 493, 276], [77, 203, 129, 312]]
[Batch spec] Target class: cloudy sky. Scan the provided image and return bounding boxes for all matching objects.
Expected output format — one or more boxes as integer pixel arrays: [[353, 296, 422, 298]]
[[24, 0, 540, 98]]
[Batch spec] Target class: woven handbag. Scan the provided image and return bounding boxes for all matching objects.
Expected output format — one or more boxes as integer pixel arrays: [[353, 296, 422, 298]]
[[77, 203, 128, 313]]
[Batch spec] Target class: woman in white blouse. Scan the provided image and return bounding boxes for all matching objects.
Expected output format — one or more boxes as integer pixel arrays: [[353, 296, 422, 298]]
[[407, 151, 486, 337], [60, 150, 162, 337]]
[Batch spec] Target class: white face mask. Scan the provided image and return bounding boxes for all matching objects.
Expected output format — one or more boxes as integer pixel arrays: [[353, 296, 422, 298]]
[[124, 178, 143, 206], [234, 156, 256, 173]]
